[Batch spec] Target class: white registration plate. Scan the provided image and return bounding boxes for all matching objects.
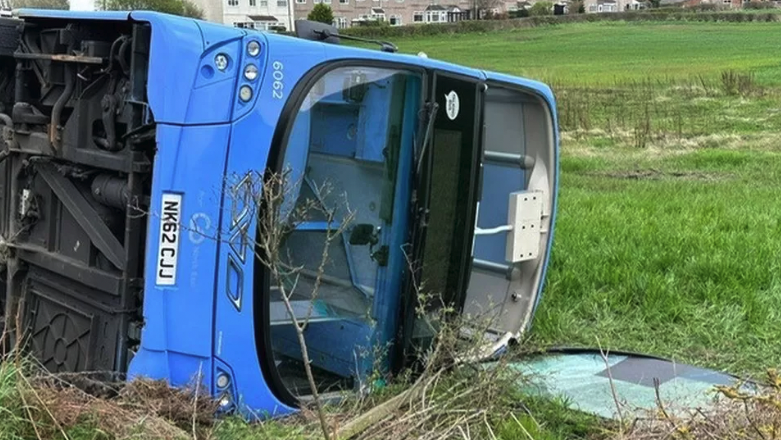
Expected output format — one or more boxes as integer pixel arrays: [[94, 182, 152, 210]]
[[156, 193, 182, 286]]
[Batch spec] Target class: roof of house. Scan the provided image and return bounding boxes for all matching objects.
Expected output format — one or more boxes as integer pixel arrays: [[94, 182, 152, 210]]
[[425, 4, 460, 11], [371, 7, 385, 13], [248, 15, 278, 21]]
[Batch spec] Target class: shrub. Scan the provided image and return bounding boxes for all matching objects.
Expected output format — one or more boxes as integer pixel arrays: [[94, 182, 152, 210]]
[[744, 0, 776, 8], [510, 8, 531, 17], [687, 2, 719, 11], [307, 3, 335, 24], [355, 18, 390, 26], [530, 1, 553, 15], [9, 0, 68, 9], [486, 10, 510, 19]]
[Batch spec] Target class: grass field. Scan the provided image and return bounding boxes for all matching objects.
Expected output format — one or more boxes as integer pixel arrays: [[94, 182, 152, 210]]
[[394, 21, 781, 87], [389, 20, 781, 376]]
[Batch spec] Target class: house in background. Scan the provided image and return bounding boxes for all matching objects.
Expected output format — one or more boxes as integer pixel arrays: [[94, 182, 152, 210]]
[[583, 0, 647, 11], [221, 0, 294, 30], [294, 0, 474, 29], [685, 0, 780, 8], [293, 0, 524, 28], [584, 0, 618, 11]]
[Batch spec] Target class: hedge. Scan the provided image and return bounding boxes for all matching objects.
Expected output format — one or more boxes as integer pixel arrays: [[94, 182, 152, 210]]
[[340, 11, 781, 38]]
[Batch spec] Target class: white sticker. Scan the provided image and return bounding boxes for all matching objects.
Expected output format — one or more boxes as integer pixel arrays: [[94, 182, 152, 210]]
[[188, 212, 211, 245], [445, 90, 460, 121], [156, 193, 182, 286]]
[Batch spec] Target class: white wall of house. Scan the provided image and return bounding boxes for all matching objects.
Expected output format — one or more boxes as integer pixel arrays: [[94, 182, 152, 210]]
[[223, 0, 293, 30], [70, 0, 97, 11]]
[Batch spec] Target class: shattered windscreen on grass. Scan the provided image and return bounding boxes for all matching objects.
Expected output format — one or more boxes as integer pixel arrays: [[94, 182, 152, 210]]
[[509, 352, 752, 420]]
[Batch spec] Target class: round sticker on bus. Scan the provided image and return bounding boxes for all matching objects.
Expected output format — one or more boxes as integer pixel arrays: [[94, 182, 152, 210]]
[[445, 90, 460, 120]]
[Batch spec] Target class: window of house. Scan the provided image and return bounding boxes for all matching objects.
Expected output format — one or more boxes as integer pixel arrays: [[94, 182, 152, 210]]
[[323, 0, 331, 4], [261, 0, 267, 5], [413, 11, 424, 21], [228, 0, 238, 6], [389, 14, 402, 25], [588, 4, 596, 10], [234, 21, 276, 30], [277, 0, 287, 5], [723, 0, 731, 4], [296, 0, 306, 4], [334, 16, 348, 27], [250, 0, 256, 5], [426, 11, 442, 22], [340, 0, 348, 4], [597, 4, 603, 11]]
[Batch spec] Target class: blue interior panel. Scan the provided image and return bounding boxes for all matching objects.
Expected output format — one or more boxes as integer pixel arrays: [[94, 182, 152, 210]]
[[474, 163, 525, 263], [310, 103, 359, 157]]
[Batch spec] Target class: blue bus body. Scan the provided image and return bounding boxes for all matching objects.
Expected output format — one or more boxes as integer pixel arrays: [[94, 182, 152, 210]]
[[0, 10, 558, 418]]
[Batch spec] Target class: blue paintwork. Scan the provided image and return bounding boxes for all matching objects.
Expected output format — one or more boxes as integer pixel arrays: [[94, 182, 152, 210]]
[[128, 123, 231, 394], [14, 10, 558, 418]]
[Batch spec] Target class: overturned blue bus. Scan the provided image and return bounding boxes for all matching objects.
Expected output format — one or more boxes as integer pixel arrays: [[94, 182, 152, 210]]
[[0, 10, 558, 418]]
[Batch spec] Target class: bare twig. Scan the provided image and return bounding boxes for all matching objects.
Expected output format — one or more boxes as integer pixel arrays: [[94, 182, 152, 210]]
[[249, 169, 358, 440], [193, 363, 202, 440], [597, 338, 626, 433]]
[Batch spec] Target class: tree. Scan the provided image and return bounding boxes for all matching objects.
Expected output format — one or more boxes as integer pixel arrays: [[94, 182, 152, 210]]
[[307, 3, 334, 25], [529, 0, 553, 15], [9, 0, 68, 10], [103, 0, 204, 19], [569, 0, 585, 13], [474, 0, 502, 18], [180, 0, 204, 18]]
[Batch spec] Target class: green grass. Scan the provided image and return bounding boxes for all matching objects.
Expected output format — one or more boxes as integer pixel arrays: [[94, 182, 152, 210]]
[[391, 21, 781, 86], [534, 147, 781, 375], [385, 20, 781, 374]]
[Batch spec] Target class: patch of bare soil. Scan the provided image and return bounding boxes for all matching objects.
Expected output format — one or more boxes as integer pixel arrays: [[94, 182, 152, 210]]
[[29, 372, 218, 440], [587, 169, 731, 181]]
